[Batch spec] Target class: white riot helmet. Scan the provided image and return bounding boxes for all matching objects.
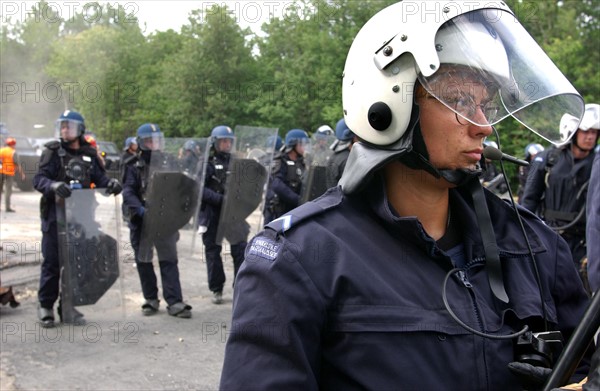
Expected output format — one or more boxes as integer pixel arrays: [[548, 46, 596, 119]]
[[580, 103, 600, 131], [559, 103, 600, 143], [342, 1, 584, 147]]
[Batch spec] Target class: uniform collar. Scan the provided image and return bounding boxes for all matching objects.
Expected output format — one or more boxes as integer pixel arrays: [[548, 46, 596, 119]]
[[363, 174, 546, 260]]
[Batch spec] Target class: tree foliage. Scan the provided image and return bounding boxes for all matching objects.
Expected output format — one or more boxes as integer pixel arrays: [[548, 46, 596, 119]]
[[1, 0, 598, 169]]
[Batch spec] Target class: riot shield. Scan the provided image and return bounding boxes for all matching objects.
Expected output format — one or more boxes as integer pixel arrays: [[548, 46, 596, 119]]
[[56, 188, 123, 323], [197, 126, 277, 246], [139, 138, 206, 261], [301, 133, 336, 203]]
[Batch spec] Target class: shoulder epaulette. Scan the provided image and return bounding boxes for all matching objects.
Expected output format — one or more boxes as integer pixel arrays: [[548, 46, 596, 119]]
[[81, 145, 98, 157], [44, 140, 60, 150], [265, 187, 343, 234]]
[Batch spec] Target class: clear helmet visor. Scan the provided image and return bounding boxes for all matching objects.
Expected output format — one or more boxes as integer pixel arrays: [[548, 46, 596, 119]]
[[139, 133, 164, 151], [55, 120, 81, 141], [214, 136, 235, 153], [290, 138, 310, 154], [417, 9, 583, 146]]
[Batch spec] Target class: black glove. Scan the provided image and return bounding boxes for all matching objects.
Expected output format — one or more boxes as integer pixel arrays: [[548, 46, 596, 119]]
[[508, 361, 552, 390], [105, 179, 122, 195], [50, 182, 72, 198]]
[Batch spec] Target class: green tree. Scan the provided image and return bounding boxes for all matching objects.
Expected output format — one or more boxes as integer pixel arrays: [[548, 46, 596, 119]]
[[154, 4, 257, 137], [45, 4, 145, 141], [0, 1, 63, 134], [251, 0, 396, 135]]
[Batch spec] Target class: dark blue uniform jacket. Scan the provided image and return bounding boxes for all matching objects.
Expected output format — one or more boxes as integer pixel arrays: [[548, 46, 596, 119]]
[[267, 154, 304, 209], [586, 153, 600, 292], [521, 146, 595, 226], [198, 151, 228, 228], [221, 175, 591, 390], [33, 142, 110, 231]]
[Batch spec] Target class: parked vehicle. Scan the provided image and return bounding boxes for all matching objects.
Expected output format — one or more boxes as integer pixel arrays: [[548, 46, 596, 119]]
[[30, 137, 58, 156], [97, 140, 121, 180]]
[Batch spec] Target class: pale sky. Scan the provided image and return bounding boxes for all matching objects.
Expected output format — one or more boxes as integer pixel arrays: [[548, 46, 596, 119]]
[[1, 1, 299, 34]]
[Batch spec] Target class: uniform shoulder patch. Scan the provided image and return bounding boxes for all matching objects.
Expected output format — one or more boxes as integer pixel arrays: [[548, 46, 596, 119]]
[[246, 236, 282, 262]]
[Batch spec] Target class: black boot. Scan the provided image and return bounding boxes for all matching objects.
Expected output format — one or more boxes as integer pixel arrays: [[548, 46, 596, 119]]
[[37, 305, 55, 328]]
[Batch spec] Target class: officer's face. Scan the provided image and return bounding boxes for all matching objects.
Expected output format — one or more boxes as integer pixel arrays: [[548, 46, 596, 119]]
[[416, 76, 493, 171], [576, 128, 598, 151], [143, 135, 162, 151], [294, 142, 305, 156], [60, 121, 79, 141], [216, 138, 232, 153]]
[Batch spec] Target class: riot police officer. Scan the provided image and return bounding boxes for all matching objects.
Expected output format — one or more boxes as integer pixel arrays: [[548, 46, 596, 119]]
[[180, 139, 201, 175], [34, 110, 122, 328], [326, 118, 356, 188], [122, 123, 192, 318], [307, 124, 333, 166], [221, 3, 592, 389], [263, 129, 309, 224], [516, 143, 544, 202], [198, 125, 247, 305], [521, 103, 599, 268]]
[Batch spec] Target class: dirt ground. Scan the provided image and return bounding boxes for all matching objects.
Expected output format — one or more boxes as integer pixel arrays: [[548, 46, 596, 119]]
[[0, 189, 249, 390]]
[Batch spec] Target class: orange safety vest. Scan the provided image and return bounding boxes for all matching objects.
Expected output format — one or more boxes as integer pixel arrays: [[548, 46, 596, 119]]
[[0, 147, 17, 176]]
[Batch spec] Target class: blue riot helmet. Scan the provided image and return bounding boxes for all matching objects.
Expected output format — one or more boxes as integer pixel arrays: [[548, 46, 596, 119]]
[[211, 125, 235, 153], [524, 143, 544, 161], [266, 135, 283, 152], [335, 118, 355, 142], [285, 129, 310, 153], [183, 139, 199, 151], [137, 123, 164, 151], [55, 110, 85, 142], [123, 136, 138, 151]]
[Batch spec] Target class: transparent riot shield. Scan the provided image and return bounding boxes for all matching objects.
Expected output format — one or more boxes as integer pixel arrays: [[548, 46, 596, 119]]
[[138, 138, 205, 262], [301, 133, 336, 203], [56, 188, 123, 323], [197, 126, 278, 247]]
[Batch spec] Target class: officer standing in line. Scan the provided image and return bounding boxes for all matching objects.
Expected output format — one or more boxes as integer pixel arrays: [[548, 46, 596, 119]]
[[180, 139, 201, 175], [516, 143, 544, 203], [326, 118, 356, 188], [34, 110, 122, 328], [307, 124, 333, 166], [198, 126, 247, 305], [521, 103, 599, 268], [221, 2, 592, 389], [121, 137, 138, 162], [122, 123, 192, 318], [263, 129, 309, 224]]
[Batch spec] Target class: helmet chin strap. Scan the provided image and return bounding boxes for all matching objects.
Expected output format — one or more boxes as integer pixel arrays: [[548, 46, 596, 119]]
[[400, 103, 507, 303], [399, 103, 482, 186]]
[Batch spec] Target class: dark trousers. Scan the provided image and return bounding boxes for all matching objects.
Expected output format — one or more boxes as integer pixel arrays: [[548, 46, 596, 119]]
[[38, 222, 59, 308], [129, 223, 183, 306], [202, 220, 246, 293]]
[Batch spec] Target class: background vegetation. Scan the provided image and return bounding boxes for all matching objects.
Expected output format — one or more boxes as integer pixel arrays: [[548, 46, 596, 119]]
[[1, 0, 598, 185]]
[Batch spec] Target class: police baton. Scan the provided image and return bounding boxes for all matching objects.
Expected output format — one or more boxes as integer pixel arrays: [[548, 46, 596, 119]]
[[543, 288, 600, 390]]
